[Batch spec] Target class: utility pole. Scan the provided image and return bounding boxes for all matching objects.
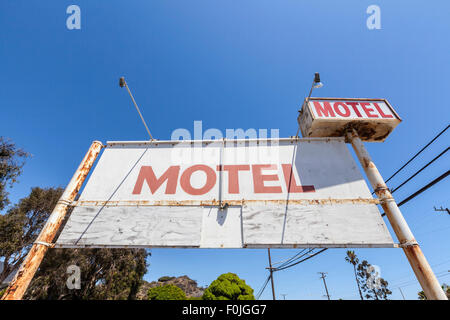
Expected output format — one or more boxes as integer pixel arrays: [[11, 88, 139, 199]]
[[281, 293, 287, 300], [267, 249, 276, 300], [398, 287, 406, 300], [318, 272, 330, 300], [434, 206, 450, 215]]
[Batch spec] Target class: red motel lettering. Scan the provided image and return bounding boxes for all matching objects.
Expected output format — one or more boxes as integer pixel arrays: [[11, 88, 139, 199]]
[[312, 101, 394, 119], [180, 165, 216, 195], [252, 164, 282, 194], [313, 101, 335, 117], [132, 164, 316, 195], [132, 165, 180, 194]]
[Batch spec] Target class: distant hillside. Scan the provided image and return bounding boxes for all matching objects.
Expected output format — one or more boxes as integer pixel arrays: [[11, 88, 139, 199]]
[[137, 275, 205, 299]]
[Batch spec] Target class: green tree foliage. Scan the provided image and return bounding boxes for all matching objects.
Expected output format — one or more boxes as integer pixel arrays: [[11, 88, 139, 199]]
[[417, 290, 427, 300], [345, 250, 363, 300], [0, 137, 29, 211], [357, 260, 392, 300], [25, 248, 148, 300], [0, 187, 63, 283], [0, 186, 149, 300], [202, 273, 254, 300], [0, 138, 149, 299], [148, 284, 186, 300]]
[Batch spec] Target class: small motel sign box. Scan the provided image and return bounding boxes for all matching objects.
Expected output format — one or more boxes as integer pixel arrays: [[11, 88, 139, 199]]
[[298, 98, 401, 142]]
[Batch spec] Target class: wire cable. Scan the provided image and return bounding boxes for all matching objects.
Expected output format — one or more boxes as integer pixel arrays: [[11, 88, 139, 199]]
[[384, 124, 449, 184], [271, 249, 307, 266], [273, 248, 328, 272], [392, 270, 449, 288], [397, 170, 449, 207], [381, 170, 450, 217], [277, 249, 315, 269], [273, 249, 312, 269], [381, 258, 450, 287], [390, 147, 449, 194], [255, 275, 271, 300], [257, 248, 326, 299]]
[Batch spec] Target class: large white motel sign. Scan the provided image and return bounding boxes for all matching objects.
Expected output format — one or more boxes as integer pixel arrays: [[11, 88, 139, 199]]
[[6, 97, 447, 300], [56, 137, 394, 248]]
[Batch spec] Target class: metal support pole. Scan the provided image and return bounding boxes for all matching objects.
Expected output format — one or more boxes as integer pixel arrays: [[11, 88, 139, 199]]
[[1, 141, 103, 300], [267, 249, 276, 300], [121, 78, 154, 141], [346, 129, 447, 300]]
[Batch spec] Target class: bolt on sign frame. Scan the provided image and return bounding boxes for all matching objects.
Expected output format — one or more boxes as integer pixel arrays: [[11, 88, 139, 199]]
[[2, 98, 447, 300]]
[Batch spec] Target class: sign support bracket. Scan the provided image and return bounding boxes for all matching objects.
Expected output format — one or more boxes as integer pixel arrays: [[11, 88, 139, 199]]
[[346, 129, 447, 300], [1, 141, 103, 300]]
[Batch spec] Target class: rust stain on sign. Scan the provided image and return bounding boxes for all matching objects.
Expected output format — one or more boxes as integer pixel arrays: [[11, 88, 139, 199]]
[[71, 198, 380, 207]]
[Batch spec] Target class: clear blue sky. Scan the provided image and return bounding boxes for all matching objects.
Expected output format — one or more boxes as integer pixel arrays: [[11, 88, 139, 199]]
[[1, 1, 449, 300]]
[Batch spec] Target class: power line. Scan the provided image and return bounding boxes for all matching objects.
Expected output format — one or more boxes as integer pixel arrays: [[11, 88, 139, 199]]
[[392, 270, 450, 289], [336, 270, 450, 300], [415, 225, 450, 237], [391, 269, 449, 287], [434, 206, 450, 215], [257, 248, 310, 299], [274, 249, 312, 270], [390, 147, 449, 194], [273, 248, 328, 272], [430, 258, 450, 268], [384, 258, 450, 287], [271, 249, 308, 267], [397, 170, 450, 207], [257, 248, 327, 299], [381, 170, 450, 217], [255, 275, 270, 299], [256, 275, 271, 300], [271, 249, 315, 271], [384, 124, 449, 184]]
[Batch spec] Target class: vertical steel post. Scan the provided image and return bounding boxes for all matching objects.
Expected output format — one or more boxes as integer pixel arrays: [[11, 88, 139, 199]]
[[1, 141, 103, 300], [347, 129, 447, 300]]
